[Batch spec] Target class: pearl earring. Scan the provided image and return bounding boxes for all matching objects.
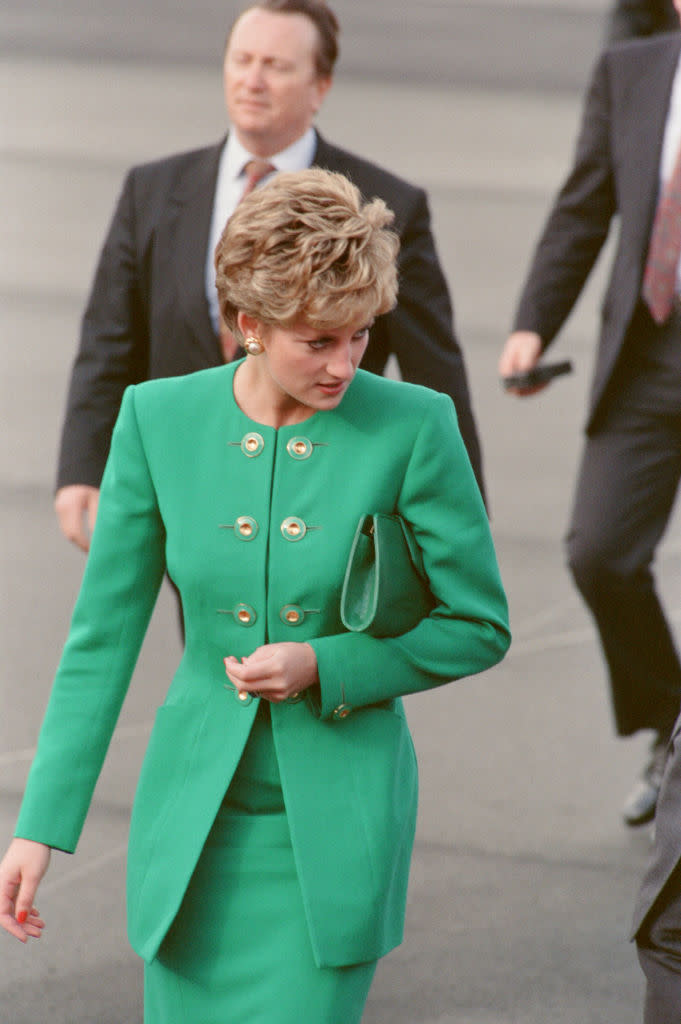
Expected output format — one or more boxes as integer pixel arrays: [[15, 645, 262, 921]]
[[244, 336, 264, 355]]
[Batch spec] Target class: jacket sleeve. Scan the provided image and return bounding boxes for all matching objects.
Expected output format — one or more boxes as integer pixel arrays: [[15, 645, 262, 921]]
[[512, 50, 616, 346], [307, 394, 510, 720], [15, 387, 166, 852], [56, 170, 149, 490], [366, 187, 486, 502]]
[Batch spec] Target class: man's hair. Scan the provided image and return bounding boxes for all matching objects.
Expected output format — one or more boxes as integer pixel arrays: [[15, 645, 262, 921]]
[[232, 0, 340, 78], [215, 168, 399, 340]]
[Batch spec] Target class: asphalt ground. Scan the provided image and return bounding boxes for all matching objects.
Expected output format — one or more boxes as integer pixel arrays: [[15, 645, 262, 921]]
[[2, 2, 680, 1021]]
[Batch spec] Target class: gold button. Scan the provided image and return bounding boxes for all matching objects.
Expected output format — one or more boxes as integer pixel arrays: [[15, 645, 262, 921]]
[[241, 432, 264, 457], [286, 691, 304, 704], [281, 516, 306, 541], [286, 436, 313, 460], [236, 515, 258, 540], [333, 704, 352, 720], [233, 603, 256, 626], [236, 690, 253, 705], [280, 604, 303, 625]]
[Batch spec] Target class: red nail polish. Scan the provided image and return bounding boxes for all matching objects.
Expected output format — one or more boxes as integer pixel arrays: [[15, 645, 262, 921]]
[[16, 910, 27, 924]]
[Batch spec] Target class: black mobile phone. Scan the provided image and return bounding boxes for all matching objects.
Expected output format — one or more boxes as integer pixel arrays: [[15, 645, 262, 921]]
[[502, 359, 573, 390]]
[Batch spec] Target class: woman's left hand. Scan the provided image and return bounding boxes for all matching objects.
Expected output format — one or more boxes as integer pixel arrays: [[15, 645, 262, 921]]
[[224, 642, 318, 703]]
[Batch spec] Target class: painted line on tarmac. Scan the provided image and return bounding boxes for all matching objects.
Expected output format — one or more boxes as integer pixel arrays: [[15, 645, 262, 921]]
[[0, 721, 152, 768], [510, 604, 681, 658], [510, 596, 580, 636], [40, 843, 128, 895]]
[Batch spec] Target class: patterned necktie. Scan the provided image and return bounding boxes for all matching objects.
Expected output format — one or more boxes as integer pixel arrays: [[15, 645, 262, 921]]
[[219, 160, 276, 361], [642, 142, 681, 325]]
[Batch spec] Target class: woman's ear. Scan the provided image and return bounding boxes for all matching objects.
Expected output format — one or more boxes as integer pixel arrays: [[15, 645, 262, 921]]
[[237, 312, 262, 339]]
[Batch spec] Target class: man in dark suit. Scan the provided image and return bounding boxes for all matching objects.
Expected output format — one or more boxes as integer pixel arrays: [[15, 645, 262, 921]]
[[498, 13, 681, 826], [55, 0, 484, 552], [632, 712, 681, 1022]]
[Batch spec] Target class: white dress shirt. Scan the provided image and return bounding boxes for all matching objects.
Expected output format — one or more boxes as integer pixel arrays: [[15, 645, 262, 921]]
[[205, 129, 317, 334]]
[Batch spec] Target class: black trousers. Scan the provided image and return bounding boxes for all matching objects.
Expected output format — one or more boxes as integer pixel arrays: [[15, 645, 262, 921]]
[[637, 866, 681, 1024], [565, 311, 681, 736]]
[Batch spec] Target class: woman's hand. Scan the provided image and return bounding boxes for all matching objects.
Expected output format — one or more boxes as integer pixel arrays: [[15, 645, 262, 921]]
[[0, 837, 50, 942], [224, 642, 319, 703]]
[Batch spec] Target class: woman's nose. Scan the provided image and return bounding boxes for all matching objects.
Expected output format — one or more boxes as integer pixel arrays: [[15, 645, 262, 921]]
[[327, 344, 355, 379]]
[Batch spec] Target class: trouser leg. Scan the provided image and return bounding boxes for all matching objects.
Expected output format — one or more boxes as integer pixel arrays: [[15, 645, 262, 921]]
[[566, 408, 681, 736], [637, 867, 681, 1024]]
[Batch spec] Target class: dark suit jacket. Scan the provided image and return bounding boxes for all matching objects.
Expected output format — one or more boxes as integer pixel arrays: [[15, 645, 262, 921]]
[[513, 32, 681, 433], [57, 131, 484, 497], [631, 714, 681, 938]]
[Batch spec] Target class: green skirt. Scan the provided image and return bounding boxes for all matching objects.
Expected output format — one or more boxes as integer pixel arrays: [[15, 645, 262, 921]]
[[143, 702, 377, 1023]]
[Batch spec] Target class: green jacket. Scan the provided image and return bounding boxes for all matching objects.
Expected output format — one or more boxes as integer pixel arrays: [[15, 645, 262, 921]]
[[15, 365, 510, 966]]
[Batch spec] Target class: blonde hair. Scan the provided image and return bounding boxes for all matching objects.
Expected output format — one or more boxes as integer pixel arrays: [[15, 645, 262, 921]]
[[214, 168, 399, 342]]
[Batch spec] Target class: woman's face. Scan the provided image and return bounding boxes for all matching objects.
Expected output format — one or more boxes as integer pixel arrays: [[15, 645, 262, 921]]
[[246, 314, 373, 421]]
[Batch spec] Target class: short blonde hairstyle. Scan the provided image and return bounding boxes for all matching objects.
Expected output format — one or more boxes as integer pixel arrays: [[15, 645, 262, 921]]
[[214, 168, 399, 342]]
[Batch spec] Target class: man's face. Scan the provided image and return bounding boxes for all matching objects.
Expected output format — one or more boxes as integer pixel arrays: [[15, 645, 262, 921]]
[[224, 8, 332, 157]]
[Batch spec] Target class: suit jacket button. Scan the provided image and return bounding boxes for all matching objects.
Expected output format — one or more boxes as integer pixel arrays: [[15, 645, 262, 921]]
[[281, 516, 306, 541], [236, 515, 258, 540], [333, 704, 352, 720], [240, 432, 265, 457], [280, 604, 304, 625], [236, 690, 253, 705], [234, 603, 256, 626], [286, 436, 313, 460]]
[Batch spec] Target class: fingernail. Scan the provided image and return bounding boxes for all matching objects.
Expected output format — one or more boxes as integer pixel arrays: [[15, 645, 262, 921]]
[[16, 910, 27, 924]]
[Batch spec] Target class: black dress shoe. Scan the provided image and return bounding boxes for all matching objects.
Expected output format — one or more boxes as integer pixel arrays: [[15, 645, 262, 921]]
[[622, 734, 670, 827]]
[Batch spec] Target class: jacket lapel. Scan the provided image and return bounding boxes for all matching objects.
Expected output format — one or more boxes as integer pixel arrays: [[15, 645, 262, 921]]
[[168, 139, 225, 365], [311, 131, 340, 171]]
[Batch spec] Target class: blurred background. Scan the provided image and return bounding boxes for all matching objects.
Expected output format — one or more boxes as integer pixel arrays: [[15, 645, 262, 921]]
[[2, 1, 679, 1021]]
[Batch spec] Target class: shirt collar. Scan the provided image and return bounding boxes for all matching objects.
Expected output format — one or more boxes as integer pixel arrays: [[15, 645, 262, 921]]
[[223, 127, 317, 181]]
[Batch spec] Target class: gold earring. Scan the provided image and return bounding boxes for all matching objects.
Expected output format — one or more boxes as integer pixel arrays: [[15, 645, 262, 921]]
[[244, 336, 264, 355]]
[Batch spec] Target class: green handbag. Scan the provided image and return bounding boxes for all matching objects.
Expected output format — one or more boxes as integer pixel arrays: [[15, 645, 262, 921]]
[[340, 513, 434, 637]]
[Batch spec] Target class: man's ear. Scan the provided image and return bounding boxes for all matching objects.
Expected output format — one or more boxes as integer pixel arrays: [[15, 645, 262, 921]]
[[312, 75, 333, 115]]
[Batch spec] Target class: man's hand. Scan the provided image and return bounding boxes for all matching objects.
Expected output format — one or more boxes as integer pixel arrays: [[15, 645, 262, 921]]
[[498, 330, 545, 396], [55, 485, 100, 552]]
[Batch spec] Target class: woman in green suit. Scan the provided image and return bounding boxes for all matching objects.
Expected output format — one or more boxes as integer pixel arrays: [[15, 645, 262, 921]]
[[0, 169, 510, 1022]]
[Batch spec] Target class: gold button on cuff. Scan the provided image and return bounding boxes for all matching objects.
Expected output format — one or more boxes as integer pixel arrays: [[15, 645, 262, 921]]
[[281, 516, 306, 541], [286, 436, 313, 460], [236, 515, 258, 540], [241, 432, 265, 457], [236, 690, 254, 705], [333, 703, 352, 720], [280, 604, 304, 626]]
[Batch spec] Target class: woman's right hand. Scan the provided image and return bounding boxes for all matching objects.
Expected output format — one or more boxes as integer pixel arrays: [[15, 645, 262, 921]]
[[0, 837, 50, 942]]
